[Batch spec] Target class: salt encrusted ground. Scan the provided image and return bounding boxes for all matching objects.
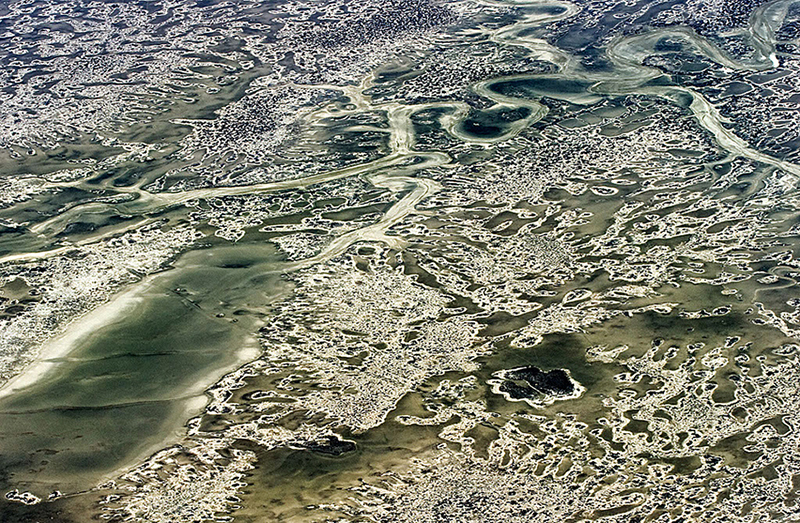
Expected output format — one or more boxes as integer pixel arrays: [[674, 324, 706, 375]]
[[2, 0, 800, 521]]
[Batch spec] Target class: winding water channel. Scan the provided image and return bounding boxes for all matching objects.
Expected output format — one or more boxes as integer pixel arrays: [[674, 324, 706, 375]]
[[2, 0, 800, 520]]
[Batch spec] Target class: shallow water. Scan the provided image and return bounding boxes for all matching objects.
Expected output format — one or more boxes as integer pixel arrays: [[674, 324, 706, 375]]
[[0, 242, 287, 496], [1, 0, 800, 521]]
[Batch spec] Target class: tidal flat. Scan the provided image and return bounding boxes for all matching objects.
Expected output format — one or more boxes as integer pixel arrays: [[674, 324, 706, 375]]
[[2, 0, 800, 521]]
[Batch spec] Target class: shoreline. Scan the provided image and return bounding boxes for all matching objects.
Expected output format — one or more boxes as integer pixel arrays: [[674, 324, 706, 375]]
[[0, 279, 156, 401]]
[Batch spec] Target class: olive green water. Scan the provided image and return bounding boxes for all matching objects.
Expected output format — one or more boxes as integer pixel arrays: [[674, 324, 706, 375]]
[[2, 0, 800, 521], [0, 242, 287, 495]]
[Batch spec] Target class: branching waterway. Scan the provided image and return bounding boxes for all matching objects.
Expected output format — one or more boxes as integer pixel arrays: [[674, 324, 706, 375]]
[[2, 0, 800, 521]]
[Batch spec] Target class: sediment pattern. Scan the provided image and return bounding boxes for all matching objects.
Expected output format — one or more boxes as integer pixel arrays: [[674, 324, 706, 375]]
[[2, 0, 800, 521]]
